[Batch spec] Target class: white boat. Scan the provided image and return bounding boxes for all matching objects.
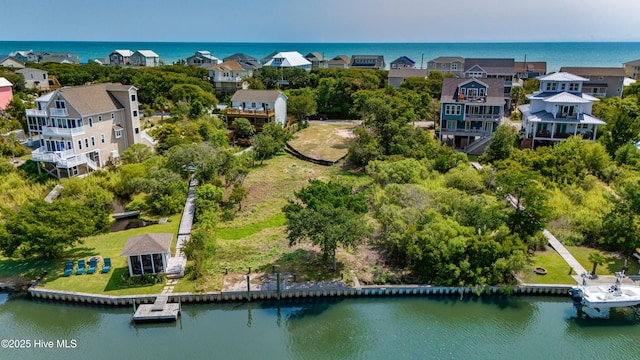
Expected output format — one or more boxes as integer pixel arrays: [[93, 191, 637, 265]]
[[570, 273, 640, 309]]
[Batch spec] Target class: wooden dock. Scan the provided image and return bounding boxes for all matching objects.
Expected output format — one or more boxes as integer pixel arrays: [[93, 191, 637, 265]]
[[133, 295, 180, 323]]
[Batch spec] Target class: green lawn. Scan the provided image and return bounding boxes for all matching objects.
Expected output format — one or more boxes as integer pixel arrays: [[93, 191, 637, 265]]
[[566, 246, 639, 276], [520, 249, 576, 284], [2, 214, 183, 296]]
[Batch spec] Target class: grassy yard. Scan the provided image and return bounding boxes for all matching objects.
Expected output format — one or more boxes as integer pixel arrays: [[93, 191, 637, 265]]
[[566, 246, 639, 276], [519, 249, 576, 284], [287, 121, 358, 162], [1, 214, 182, 296]]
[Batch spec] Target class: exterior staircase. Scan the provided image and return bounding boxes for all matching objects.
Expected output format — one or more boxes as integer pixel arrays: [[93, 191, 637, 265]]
[[464, 136, 492, 155]]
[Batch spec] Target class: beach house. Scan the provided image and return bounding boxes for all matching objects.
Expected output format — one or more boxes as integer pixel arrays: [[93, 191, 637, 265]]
[[350, 55, 385, 70], [327, 55, 351, 69], [223, 53, 261, 70], [464, 58, 516, 111], [514, 61, 547, 79], [208, 60, 253, 94], [131, 50, 160, 67], [519, 72, 606, 148], [187, 51, 221, 67], [26, 83, 143, 178], [390, 56, 416, 69], [624, 59, 640, 80], [0, 77, 13, 111], [109, 50, 133, 66], [304, 52, 328, 69], [226, 90, 287, 130], [0, 55, 25, 69], [559, 67, 626, 98], [388, 68, 428, 88], [263, 51, 312, 71], [439, 78, 505, 153], [426, 56, 464, 77]]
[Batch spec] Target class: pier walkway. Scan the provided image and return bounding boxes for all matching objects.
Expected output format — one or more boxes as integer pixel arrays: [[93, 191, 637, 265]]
[[543, 230, 587, 277]]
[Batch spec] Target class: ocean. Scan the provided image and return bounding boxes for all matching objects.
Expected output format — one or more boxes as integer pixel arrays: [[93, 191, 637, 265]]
[[2, 41, 640, 72]]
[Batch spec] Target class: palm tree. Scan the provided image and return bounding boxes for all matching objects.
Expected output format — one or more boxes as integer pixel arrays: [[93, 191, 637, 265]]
[[589, 253, 606, 276]]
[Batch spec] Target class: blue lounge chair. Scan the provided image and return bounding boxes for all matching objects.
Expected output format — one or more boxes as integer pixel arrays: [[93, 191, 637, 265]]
[[76, 260, 85, 275], [87, 259, 97, 274], [63, 261, 73, 277], [102, 258, 111, 273]]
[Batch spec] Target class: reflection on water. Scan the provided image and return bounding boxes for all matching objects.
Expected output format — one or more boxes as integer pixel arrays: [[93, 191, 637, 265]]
[[1, 295, 640, 360]]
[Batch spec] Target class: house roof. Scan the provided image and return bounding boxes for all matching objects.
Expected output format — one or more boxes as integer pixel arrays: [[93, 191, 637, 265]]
[[527, 91, 600, 102], [519, 104, 606, 125], [328, 55, 350, 64], [121, 233, 173, 256], [543, 92, 593, 104], [391, 56, 415, 65], [260, 51, 279, 65], [559, 67, 626, 77], [464, 58, 515, 74], [135, 50, 159, 58], [350, 55, 385, 68], [514, 61, 547, 74], [224, 53, 258, 62], [441, 77, 505, 104], [264, 51, 312, 68], [16, 67, 48, 75], [0, 55, 25, 66], [388, 68, 428, 79], [537, 72, 590, 82], [305, 52, 325, 61], [231, 89, 285, 103], [209, 60, 246, 72], [36, 92, 55, 102], [0, 77, 13, 87], [57, 83, 134, 116], [429, 56, 464, 63], [112, 50, 133, 57], [624, 59, 640, 67]]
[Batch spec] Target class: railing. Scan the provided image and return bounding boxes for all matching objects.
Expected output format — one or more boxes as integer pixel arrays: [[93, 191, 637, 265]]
[[585, 92, 607, 97], [441, 128, 492, 136], [31, 147, 97, 169], [141, 131, 157, 145], [41, 126, 85, 137], [226, 108, 275, 117], [50, 108, 68, 117], [464, 114, 500, 120], [457, 96, 486, 103], [214, 76, 244, 82], [26, 109, 47, 116]]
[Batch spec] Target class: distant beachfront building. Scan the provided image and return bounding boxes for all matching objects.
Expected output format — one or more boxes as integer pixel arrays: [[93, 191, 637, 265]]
[[208, 60, 253, 95], [439, 77, 505, 154], [264, 51, 312, 71], [0, 77, 13, 111], [9, 50, 79, 64], [519, 72, 606, 148], [131, 50, 160, 67], [560, 67, 626, 98], [224, 53, 261, 70], [109, 50, 134, 66], [16, 68, 60, 91], [388, 68, 428, 88], [464, 58, 515, 111], [304, 52, 327, 69], [624, 59, 640, 80], [0, 55, 25, 69], [186, 51, 221, 67], [350, 55, 385, 70], [327, 55, 350, 69], [514, 61, 547, 79], [427, 56, 464, 77], [26, 83, 146, 178], [390, 56, 415, 69]]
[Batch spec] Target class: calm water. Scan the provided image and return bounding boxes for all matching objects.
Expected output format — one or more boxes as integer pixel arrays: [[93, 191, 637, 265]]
[[1, 41, 640, 72], [1, 293, 639, 360]]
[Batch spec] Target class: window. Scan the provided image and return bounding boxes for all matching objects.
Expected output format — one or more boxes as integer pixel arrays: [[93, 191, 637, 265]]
[[100, 133, 105, 144], [133, 110, 138, 117], [131, 94, 136, 102], [88, 118, 93, 127], [444, 105, 462, 116], [569, 83, 579, 91], [111, 113, 115, 119], [78, 140, 82, 150], [91, 136, 95, 146], [135, 127, 140, 134], [451, 63, 457, 70], [561, 83, 566, 91], [98, 115, 103, 122], [55, 100, 66, 109], [85, 138, 89, 148], [114, 129, 122, 139], [545, 82, 557, 91]]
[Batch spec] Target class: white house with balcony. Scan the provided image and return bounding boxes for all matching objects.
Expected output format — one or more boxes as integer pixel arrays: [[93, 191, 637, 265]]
[[207, 60, 252, 94], [263, 51, 312, 71], [26, 83, 142, 178], [226, 90, 287, 130], [519, 72, 606, 148]]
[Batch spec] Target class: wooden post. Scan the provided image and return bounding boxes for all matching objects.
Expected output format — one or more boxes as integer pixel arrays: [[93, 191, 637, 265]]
[[277, 273, 281, 300], [246, 275, 251, 302]]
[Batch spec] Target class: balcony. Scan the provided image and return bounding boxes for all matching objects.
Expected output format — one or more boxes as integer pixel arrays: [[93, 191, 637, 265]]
[[456, 94, 486, 103], [32, 147, 97, 169], [226, 108, 275, 118], [441, 127, 492, 136], [465, 114, 501, 120], [41, 126, 85, 137], [215, 76, 244, 83], [50, 108, 69, 117], [26, 109, 47, 117]]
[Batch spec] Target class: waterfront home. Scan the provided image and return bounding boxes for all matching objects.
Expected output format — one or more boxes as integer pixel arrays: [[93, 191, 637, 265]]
[[260, 52, 279, 65], [464, 58, 515, 110], [208, 60, 252, 95], [514, 61, 547, 79], [0, 77, 13, 111], [439, 77, 505, 154], [427, 56, 464, 77], [0, 55, 25, 69], [121, 233, 172, 276], [131, 50, 160, 67], [350, 55, 385, 70], [327, 55, 351, 69], [264, 51, 312, 71], [10, 50, 79, 64], [223, 53, 261, 70], [388, 68, 428, 88], [186, 51, 221, 67], [519, 72, 606, 148], [624, 59, 640, 80], [390, 56, 416, 69], [304, 52, 328, 69], [226, 90, 287, 130], [559, 66, 626, 98], [16, 68, 51, 91], [109, 50, 134, 66], [26, 83, 144, 178]]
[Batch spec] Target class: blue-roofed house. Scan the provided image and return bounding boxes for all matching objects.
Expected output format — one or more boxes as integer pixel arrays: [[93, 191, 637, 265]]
[[390, 56, 416, 69], [519, 72, 606, 148]]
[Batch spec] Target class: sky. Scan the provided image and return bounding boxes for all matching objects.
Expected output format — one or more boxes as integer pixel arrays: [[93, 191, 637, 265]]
[[1, 0, 640, 42]]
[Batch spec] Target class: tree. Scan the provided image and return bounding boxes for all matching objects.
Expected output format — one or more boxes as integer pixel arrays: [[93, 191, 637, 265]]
[[288, 89, 317, 121], [120, 143, 153, 164], [283, 180, 371, 270], [232, 118, 255, 140], [251, 133, 278, 165], [589, 252, 606, 276], [510, 86, 526, 109], [154, 96, 170, 121], [480, 125, 519, 163], [228, 184, 249, 211]]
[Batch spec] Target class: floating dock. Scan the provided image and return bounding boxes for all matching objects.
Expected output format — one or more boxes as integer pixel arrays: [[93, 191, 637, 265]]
[[133, 296, 180, 323]]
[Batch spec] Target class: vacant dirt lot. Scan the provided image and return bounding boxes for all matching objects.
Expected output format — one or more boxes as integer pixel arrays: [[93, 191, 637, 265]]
[[287, 121, 360, 162]]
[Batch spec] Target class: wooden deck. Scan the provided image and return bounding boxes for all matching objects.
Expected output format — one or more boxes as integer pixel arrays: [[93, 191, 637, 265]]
[[133, 295, 180, 323]]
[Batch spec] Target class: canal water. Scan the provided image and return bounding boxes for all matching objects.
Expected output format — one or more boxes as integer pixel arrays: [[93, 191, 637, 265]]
[[1, 293, 639, 360]]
